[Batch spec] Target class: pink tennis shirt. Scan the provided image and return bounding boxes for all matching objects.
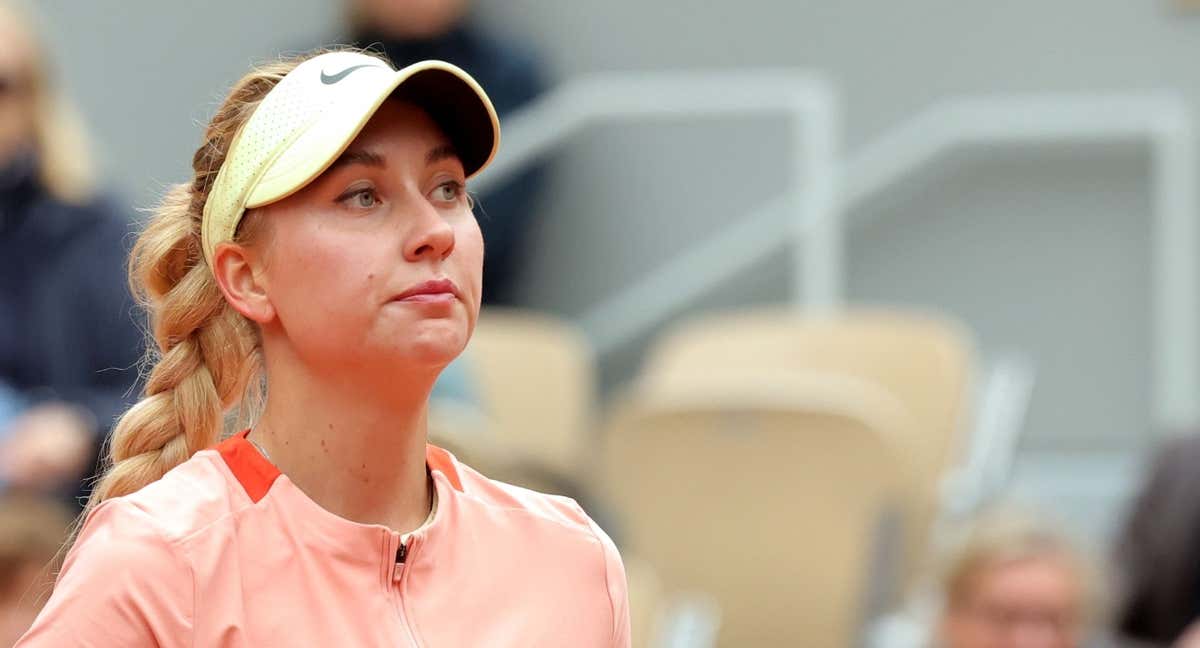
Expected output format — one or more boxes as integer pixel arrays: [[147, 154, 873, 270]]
[[18, 432, 631, 646]]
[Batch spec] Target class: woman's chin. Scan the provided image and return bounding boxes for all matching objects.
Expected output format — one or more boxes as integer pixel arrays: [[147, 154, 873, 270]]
[[334, 319, 470, 375], [348, 342, 461, 378], [396, 329, 469, 367], [404, 345, 463, 369]]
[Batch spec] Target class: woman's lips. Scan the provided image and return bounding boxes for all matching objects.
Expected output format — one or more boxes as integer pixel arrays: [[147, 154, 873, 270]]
[[391, 278, 460, 303], [398, 292, 456, 303]]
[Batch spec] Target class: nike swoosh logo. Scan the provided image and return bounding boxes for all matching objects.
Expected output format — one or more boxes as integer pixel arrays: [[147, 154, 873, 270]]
[[320, 64, 378, 85]]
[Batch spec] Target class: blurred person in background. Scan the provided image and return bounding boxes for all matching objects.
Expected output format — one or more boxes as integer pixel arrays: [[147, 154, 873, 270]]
[[1113, 434, 1200, 647], [0, 493, 71, 645], [937, 508, 1103, 648], [0, 1, 141, 501], [345, 0, 547, 306]]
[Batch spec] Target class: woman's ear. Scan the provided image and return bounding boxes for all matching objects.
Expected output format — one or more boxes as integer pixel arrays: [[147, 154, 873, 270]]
[[211, 241, 275, 324]]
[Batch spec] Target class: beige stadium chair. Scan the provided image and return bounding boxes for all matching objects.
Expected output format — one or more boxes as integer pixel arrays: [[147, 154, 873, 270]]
[[642, 308, 974, 583], [465, 309, 595, 477], [602, 370, 914, 647]]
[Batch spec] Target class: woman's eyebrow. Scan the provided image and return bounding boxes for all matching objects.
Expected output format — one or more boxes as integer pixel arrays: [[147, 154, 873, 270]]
[[328, 150, 386, 172], [426, 143, 460, 165]]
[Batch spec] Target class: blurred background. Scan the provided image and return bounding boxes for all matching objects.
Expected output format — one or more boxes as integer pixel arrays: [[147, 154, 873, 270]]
[[7, 0, 1200, 646]]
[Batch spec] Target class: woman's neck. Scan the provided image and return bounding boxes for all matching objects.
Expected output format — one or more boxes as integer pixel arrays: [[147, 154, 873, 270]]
[[252, 359, 434, 534]]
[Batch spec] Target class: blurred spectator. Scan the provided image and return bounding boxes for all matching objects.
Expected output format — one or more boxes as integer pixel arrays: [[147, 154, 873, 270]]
[[937, 508, 1102, 648], [1114, 435, 1200, 646], [0, 493, 71, 645], [344, 0, 548, 305], [0, 1, 140, 501]]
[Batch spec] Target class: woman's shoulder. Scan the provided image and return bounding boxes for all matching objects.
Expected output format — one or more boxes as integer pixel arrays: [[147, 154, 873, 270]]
[[18, 470, 206, 646], [100, 448, 252, 543], [432, 449, 631, 643], [434, 447, 626, 574], [433, 446, 598, 533]]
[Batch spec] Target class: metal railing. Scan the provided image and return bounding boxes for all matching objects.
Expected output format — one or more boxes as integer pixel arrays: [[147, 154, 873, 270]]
[[477, 78, 1199, 430], [472, 70, 842, 349], [845, 93, 1200, 429]]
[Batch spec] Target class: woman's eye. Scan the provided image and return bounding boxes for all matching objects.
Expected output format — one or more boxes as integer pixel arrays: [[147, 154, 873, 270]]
[[432, 181, 464, 203], [341, 187, 379, 209]]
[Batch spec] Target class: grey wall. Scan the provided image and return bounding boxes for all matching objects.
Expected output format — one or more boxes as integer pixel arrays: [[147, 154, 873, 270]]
[[34, 0, 341, 208], [34, 0, 1200, 452]]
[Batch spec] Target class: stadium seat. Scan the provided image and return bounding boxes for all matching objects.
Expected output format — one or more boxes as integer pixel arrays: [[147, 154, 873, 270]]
[[465, 309, 595, 477], [642, 308, 973, 584], [601, 370, 913, 646], [625, 556, 667, 648]]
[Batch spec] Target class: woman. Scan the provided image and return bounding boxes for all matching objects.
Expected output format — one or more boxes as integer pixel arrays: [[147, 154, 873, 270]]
[[937, 509, 1101, 648], [17, 49, 630, 646]]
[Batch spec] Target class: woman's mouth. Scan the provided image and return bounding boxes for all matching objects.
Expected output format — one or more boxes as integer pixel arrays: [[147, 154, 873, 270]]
[[391, 278, 460, 304]]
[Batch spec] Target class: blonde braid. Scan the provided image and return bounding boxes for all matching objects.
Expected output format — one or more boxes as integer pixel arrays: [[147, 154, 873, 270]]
[[85, 59, 306, 509]]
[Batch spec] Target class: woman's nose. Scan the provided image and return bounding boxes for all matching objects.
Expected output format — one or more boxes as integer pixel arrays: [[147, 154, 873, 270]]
[[403, 201, 456, 262]]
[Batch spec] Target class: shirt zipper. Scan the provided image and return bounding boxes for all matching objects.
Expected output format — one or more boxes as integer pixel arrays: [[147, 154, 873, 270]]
[[395, 542, 408, 574], [390, 532, 421, 646]]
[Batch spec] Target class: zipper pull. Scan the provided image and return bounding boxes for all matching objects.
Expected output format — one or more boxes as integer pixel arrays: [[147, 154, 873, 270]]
[[392, 540, 407, 582]]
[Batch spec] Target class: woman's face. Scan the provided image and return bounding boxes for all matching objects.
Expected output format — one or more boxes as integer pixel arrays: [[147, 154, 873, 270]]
[[940, 557, 1084, 648], [246, 100, 483, 382]]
